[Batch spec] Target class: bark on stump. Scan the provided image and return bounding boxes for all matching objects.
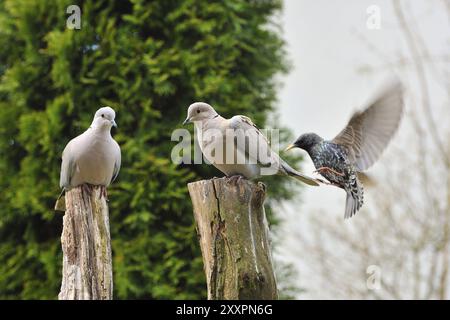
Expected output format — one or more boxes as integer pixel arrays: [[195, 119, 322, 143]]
[[58, 185, 113, 300], [188, 177, 278, 300]]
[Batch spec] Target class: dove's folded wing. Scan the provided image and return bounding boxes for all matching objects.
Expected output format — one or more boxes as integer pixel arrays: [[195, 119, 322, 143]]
[[111, 141, 121, 183], [332, 78, 404, 171], [228, 115, 280, 168], [59, 142, 76, 189]]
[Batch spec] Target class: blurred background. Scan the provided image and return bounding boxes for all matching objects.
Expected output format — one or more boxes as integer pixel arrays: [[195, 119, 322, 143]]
[[0, 0, 448, 299], [276, 0, 450, 299]]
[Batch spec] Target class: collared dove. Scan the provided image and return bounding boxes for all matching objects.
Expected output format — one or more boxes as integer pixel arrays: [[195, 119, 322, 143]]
[[183, 102, 319, 186], [286, 78, 404, 218], [55, 107, 121, 210]]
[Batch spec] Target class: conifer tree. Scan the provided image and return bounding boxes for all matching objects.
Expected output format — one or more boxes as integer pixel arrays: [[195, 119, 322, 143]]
[[0, 0, 301, 299]]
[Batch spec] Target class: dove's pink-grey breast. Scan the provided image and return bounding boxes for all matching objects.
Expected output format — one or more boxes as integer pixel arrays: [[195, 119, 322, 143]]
[[59, 107, 121, 190]]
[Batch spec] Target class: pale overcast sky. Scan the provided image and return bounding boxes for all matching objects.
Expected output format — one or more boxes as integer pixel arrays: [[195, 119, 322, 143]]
[[276, 0, 449, 298]]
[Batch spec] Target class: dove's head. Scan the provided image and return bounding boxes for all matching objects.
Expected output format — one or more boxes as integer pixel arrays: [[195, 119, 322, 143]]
[[183, 102, 218, 125], [92, 106, 117, 129], [286, 133, 323, 153]]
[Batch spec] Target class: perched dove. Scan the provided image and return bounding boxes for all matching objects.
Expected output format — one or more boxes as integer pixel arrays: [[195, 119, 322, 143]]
[[286, 78, 404, 218], [183, 102, 319, 186], [56, 107, 121, 210]]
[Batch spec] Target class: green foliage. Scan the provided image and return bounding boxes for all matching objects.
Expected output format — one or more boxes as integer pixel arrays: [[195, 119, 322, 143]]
[[0, 0, 302, 299]]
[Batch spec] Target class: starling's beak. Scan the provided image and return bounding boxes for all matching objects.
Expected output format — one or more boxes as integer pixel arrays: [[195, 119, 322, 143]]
[[182, 117, 190, 125], [111, 120, 117, 128], [285, 144, 296, 152]]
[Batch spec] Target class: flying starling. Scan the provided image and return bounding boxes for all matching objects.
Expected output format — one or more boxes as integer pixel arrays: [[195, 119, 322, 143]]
[[286, 78, 404, 218]]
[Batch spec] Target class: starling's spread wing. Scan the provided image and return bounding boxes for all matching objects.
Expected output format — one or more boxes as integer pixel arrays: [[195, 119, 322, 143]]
[[332, 78, 404, 171]]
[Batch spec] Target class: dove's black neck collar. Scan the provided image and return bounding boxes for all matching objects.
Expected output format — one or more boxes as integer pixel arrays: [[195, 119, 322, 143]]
[[212, 114, 219, 119]]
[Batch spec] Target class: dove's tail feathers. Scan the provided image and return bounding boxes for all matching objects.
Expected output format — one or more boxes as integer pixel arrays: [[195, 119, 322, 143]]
[[344, 175, 364, 219], [54, 196, 66, 212], [281, 162, 320, 186], [56, 188, 65, 201]]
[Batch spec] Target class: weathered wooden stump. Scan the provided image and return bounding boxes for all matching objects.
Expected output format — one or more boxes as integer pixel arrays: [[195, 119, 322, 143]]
[[58, 185, 113, 300], [188, 177, 278, 300]]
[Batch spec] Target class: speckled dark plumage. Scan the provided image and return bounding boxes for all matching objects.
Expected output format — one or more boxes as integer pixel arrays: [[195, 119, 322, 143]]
[[288, 78, 404, 218], [295, 133, 363, 218]]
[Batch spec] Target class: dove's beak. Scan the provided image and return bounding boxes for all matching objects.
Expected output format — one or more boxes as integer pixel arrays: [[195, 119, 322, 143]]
[[111, 120, 117, 128], [285, 144, 296, 152], [182, 117, 190, 125]]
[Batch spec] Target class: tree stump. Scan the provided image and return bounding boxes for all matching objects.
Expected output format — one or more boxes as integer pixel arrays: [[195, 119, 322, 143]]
[[58, 185, 113, 300], [188, 177, 278, 300]]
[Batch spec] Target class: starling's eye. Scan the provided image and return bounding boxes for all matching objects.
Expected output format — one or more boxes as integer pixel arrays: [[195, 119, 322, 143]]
[[197, 109, 201, 114], [101, 114, 104, 118]]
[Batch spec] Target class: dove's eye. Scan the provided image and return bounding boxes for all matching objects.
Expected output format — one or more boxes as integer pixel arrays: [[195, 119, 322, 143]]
[[197, 109, 201, 114], [101, 114, 105, 118]]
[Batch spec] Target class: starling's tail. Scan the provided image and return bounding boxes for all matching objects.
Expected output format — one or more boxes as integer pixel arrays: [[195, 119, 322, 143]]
[[281, 161, 320, 186], [344, 175, 364, 219]]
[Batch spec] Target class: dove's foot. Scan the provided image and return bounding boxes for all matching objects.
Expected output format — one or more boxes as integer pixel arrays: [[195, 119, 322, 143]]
[[314, 167, 345, 177], [229, 175, 245, 183], [99, 186, 109, 201], [81, 183, 93, 195], [257, 181, 267, 193]]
